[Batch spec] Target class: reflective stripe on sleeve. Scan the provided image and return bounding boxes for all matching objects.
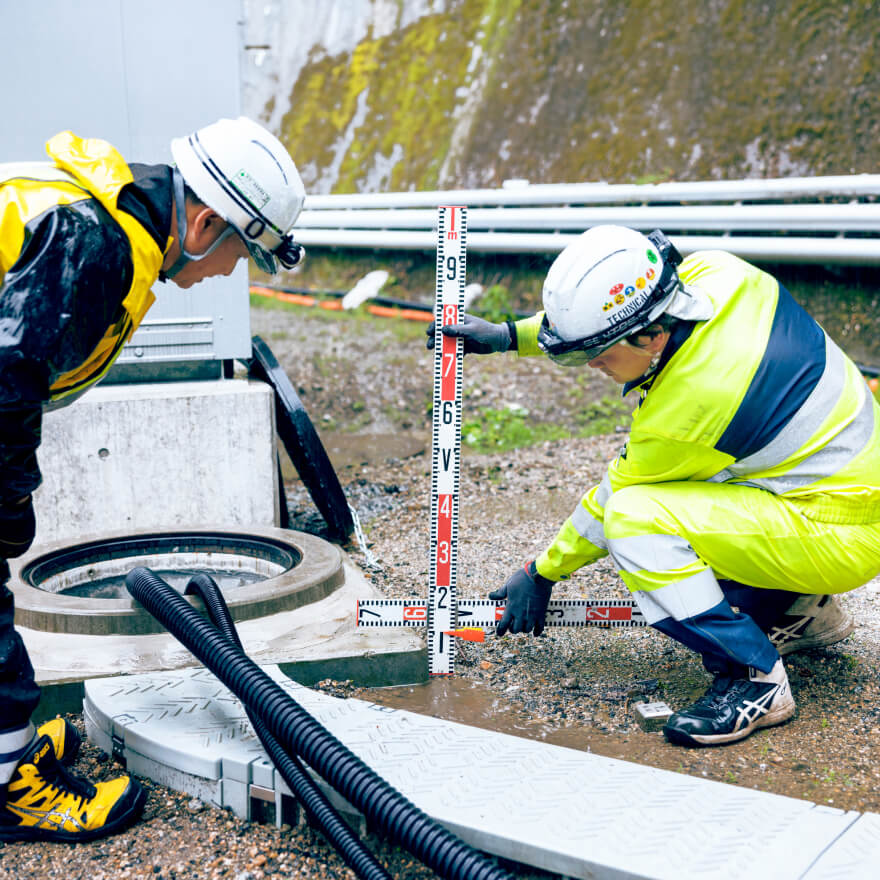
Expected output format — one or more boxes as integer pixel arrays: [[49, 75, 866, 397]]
[[595, 472, 613, 507], [571, 500, 607, 551]]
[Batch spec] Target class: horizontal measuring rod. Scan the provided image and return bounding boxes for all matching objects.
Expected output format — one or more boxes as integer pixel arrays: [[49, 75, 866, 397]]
[[356, 598, 646, 629]]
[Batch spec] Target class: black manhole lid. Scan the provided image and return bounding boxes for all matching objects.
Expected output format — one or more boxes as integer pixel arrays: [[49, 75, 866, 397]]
[[249, 335, 354, 540]]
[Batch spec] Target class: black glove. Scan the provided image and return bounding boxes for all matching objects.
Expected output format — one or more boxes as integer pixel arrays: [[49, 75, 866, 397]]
[[489, 561, 553, 636], [425, 313, 515, 354], [0, 496, 35, 558]]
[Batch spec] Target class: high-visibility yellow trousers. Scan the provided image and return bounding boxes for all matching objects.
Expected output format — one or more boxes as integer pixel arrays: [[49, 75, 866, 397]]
[[602, 481, 880, 672]]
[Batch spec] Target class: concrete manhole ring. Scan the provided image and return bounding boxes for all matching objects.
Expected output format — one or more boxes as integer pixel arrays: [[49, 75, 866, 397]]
[[9, 525, 344, 636]]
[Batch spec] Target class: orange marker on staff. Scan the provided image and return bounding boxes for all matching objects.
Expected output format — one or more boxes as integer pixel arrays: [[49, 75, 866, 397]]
[[443, 628, 486, 643]]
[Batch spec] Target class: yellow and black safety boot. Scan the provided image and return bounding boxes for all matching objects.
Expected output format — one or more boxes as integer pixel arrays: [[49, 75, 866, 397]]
[[0, 734, 146, 842], [36, 718, 81, 766]]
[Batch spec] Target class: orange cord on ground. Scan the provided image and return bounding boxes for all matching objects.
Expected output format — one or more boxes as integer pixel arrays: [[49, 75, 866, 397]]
[[250, 285, 432, 321]]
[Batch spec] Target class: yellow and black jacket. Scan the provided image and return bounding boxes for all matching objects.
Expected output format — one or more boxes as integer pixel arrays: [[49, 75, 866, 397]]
[[0, 132, 172, 503]]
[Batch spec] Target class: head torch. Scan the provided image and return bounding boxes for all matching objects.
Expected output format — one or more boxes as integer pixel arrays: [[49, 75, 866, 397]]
[[241, 232, 306, 274]]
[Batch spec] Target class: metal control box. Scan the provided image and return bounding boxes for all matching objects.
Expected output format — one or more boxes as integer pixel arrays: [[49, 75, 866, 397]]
[[0, 0, 251, 379]]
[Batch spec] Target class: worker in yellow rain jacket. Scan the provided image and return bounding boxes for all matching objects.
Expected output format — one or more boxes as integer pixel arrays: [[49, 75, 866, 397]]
[[433, 224, 880, 748], [0, 118, 306, 841]]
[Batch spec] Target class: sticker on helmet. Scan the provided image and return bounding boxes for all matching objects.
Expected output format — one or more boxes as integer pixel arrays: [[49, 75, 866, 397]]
[[233, 169, 271, 210], [602, 255, 659, 315], [606, 290, 652, 326]]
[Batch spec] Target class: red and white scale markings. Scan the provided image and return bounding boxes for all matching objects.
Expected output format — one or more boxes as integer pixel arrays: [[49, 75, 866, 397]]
[[356, 598, 646, 631], [427, 205, 466, 675], [356, 206, 645, 673]]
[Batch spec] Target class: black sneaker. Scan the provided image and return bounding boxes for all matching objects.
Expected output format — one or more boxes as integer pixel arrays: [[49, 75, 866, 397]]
[[0, 734, 146, 842], [663, 659, 795, 747], [765, 594, 854, 656]]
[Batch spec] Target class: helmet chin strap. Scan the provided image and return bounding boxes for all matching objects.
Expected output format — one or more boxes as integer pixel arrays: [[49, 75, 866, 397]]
[[161, 168, 237, 280]]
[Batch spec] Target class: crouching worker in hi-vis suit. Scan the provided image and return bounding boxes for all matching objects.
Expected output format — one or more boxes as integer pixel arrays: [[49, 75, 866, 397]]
[[430, 224, 880, 747], [0, 117, 306, 840]]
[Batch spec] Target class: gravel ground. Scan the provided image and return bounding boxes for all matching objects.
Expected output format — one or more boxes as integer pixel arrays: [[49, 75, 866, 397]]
[[3, 302, 879, 880]]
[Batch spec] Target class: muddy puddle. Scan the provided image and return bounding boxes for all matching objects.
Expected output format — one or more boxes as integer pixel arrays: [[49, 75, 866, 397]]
[[362, 676, 661, 759]]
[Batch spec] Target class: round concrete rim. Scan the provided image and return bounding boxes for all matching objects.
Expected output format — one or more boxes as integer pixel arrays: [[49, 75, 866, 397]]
[[9, 526, 344, 636]]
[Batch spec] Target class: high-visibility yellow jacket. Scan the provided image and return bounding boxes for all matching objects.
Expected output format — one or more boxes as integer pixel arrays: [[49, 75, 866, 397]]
[[0, 132, 171, 501], [514, 250, 880, 580]]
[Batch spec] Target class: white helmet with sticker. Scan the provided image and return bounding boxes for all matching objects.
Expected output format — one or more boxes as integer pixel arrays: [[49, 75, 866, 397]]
[[537, 225, 682, 365], [171, 116, 305, 273]]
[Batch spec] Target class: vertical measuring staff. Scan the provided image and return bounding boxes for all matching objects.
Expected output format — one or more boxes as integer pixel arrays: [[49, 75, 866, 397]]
[[429, 206, 467, 676]]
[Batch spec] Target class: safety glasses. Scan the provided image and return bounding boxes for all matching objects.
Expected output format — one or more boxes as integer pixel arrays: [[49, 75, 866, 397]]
[[536, 315, 621, 366]]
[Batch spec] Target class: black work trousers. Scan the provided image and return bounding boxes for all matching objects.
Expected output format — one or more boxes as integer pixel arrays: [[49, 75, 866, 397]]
[[0, 562, 40, 734]]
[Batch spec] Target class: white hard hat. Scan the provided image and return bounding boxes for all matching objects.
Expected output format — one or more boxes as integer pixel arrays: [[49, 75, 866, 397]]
[[171, 116, 305, 273], [537, 225, 682, 365]]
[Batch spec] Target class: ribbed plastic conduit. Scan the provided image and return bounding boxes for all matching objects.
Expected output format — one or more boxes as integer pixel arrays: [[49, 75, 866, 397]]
[[183, 573, 391, 880], [126, 567, 512, 880]]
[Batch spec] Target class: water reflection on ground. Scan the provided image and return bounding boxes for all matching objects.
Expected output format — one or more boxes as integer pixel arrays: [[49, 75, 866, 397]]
[[362, 676, 622, 755]]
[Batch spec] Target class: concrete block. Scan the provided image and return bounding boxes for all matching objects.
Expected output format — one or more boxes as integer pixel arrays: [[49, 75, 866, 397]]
[[221, 778, 250, 817], [803, 811, 880, 879], [222, 753, 254, 784], [33, 379, 278, 550], [251, 757, 275, 790]]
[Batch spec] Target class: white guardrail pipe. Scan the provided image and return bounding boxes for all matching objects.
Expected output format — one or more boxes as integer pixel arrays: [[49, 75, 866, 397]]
[[297, 204, 880, 233], [302, 175, 880, 209], [293, 230, 880, 265], [297, 175, 880, 265]]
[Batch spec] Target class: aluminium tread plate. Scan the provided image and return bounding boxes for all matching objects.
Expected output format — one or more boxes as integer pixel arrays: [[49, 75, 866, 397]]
[[84, 668, 871, 880]]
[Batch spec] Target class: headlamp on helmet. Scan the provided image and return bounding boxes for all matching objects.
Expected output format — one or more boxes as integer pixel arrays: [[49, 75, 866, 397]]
[[240, 230, 306, 274]]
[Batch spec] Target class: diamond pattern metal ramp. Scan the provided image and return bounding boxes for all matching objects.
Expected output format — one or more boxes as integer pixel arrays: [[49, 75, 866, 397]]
[[802, 812, 880, 879], [84, 668, 870, 880]]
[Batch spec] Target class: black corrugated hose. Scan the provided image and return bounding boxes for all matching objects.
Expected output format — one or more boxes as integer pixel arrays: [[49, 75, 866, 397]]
[[126, 567, 512, 880], [182, 573, 391, 880]]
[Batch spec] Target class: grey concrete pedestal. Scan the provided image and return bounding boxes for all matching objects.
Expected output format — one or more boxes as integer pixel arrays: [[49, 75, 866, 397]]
[[34, 379, 279, 550]]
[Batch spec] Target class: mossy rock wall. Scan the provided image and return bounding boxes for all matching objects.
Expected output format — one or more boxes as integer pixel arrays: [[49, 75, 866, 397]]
[[271, 0, 880, 192], [248, 1, 880, 364]]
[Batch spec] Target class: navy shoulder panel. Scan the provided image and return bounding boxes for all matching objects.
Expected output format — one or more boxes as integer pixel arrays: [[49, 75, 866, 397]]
[[715, 284, 825, 459]]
